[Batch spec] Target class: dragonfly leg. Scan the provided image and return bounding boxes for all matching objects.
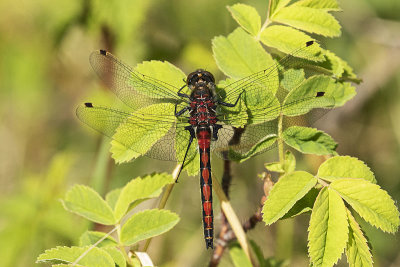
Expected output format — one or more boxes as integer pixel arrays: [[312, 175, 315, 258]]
[[218, 92, 244, 107], [211, 124, 223, 141], [177, 84, 191, 100], [175, 105, 190, 117], [175, 126, 195, 183]]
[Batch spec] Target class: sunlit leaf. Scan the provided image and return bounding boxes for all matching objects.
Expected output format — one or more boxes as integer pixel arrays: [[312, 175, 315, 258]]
[[102, 247, 126, 267], [346, 209, 373, 267], [281, 68, 305, 91], [110, 141, 140, 163], [62, 185, 115, 225], [105, 188, 122, 210], [228, 134, 278, 162], [228, 4, 261, 36], [229, 243, 252, 267], [331, 179, 400, 233], [260, 25, 322, 60], [263, 171, 317, 224], [317, 156, 376, 183], [79, 231, 117, 248], [269, 0, 292, 16], [264, 151, 296, 173], [281, 188, 319, 219], [283, 126, 337, 155], [120, 209, 180, 246], [308, 187, 348, 267], [272, 6, 341, 37], [212, 28, 277, 79], [36, 246, 114, 267], [114, 173, 174, 221], [293, 0, 341, 11], [282, 76, 336, 116]]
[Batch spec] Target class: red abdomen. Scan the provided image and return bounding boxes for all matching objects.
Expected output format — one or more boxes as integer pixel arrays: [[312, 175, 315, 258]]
[[197, 128, 213, 249]]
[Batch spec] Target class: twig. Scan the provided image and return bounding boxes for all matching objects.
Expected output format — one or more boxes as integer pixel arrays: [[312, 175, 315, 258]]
[[210, 160, 232, 266], [210, 173, 274, 266], [143, 164, 181, 251]]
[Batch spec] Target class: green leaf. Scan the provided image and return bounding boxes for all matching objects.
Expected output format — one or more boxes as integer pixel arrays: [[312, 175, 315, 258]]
[[120, 209, 180, 246], [62, 185, 115, 225], [102, 247, 126, 267], [229, 243, 253, 267], [260, 25, 322, 61], [283, 150, 296, 173], [263, 171, 317, 224], [269, 0, 292, 16], [293, 0, 341, 11], [345, 209, 373, 267], [317, 156, 376, 183], [228, 4, 261, 36], [308, 187, 348, 267], [135, 60, 186, 89], [114, 173, 174, 221], [212, 27, 277, 80], [281, 188, 319, 219], [283, 126, 337, 155], [36, 246, 114, 267], [265, 162, 285, 173], [282, 76, 335, 116], [341, 58, 359, 80], [321, 50, 344, 77], [272, 6, 341, 37], [333, 82, 357, 106], [249, 240, 265, 266], [281, 68, 305, 92], [265, 151, 296, 173], [110, 60, 186, 163], [228, 134, 278, 162], [111, 105, 175, 162], [105, 188, 122, 210], [331, 179, 400, 233], [79, 231, 117, 248], [282, 75, 354, 116], [110, 141, 140, 163]]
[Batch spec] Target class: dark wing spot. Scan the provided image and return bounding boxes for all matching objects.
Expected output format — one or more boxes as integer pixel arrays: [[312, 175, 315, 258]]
[[100, 50, 107, 55], [316, 92, 325, 97], [84, 102, 93, 107], [306, 41, 314, 47]]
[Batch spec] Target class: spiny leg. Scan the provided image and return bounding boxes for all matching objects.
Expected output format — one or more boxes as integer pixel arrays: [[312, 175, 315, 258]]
[[175, 126, 195, 183]]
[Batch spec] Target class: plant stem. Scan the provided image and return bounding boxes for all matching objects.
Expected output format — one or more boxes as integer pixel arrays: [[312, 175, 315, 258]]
[[142, 164, 181, 251], [212, 174, 253, 263], [257, 0, 272, 40], [72, 227, 118, 266]]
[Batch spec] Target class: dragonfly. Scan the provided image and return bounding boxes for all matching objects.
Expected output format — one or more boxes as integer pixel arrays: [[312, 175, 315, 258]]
[[76, 41, 336, 249]]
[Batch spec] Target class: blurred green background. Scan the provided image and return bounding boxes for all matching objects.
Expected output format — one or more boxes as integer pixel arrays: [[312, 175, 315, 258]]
[[0, 0, 399, 266]]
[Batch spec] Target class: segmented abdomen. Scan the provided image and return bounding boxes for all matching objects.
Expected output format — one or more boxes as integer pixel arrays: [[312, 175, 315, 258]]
[[197, 128, 213, 249]]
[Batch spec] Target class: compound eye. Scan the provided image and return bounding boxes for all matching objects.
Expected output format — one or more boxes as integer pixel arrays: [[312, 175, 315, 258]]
[[187, 72, 198, 86], [203, 71, 215, 83]]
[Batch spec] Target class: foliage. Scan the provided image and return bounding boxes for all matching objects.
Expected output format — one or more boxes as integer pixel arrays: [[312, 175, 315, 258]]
[[7, 0, 395, 266], [37, 173, 179, 266]]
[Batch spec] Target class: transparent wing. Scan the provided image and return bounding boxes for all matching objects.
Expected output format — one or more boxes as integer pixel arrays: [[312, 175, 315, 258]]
[[89, 50, 188, 112], [212, 94, 335, 161], [216, 41, 324, 106], [211, 41, 336, 160], [76, 103, 195, 162]]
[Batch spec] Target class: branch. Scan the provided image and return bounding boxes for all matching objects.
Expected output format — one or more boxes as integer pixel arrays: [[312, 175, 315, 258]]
[[209, 173, 274, 266]]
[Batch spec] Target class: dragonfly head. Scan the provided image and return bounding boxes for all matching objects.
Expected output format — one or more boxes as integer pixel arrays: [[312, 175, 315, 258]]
[[187, 69, 215, 91]]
